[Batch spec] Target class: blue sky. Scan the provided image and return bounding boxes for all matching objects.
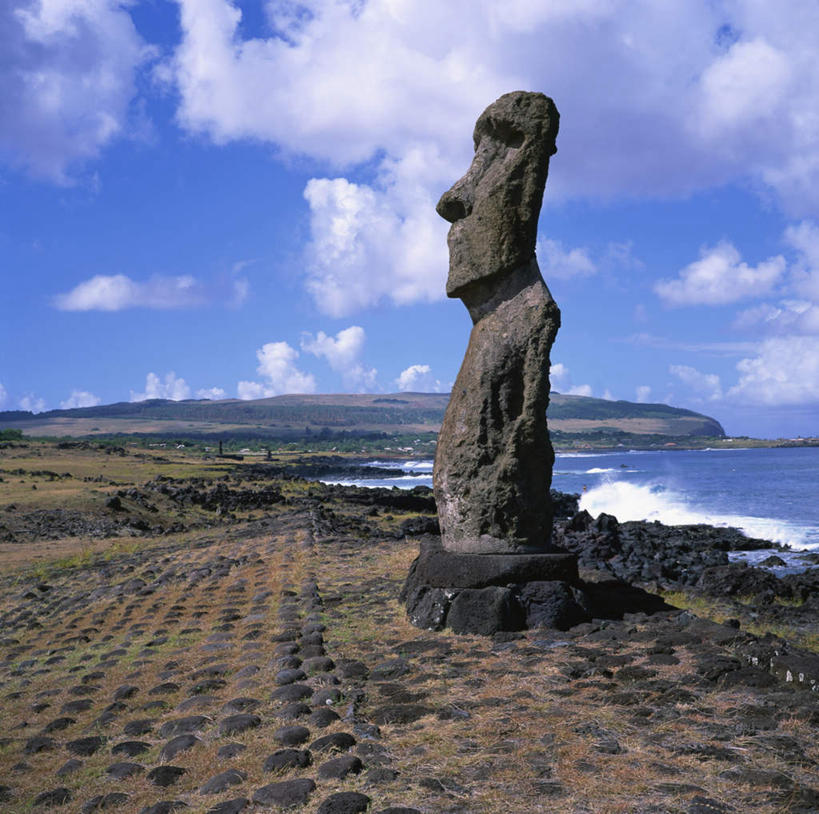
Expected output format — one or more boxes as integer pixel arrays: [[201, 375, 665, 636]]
[[2, 0, 819, 438]]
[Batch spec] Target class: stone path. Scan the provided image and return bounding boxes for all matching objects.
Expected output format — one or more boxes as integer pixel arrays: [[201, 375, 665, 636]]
[[0, 512, 417, 813]]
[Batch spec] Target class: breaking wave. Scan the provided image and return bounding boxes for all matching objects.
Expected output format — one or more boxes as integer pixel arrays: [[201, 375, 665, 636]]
[[578, 481, 816, 550]]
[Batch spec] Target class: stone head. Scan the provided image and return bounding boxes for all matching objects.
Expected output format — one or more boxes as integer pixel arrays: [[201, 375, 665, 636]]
[[437, 91, 559, 299]]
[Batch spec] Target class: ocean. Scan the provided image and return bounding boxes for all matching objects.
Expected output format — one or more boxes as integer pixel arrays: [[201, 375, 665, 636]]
[[321, 447, 819, 553]]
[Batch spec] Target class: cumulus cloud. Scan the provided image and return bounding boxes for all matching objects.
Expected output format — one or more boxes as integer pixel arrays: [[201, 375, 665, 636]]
[[54, 273, 248, 311], [636, 385, 652, 403], [1, 0, 154, 181], [536, 239, 596, 279], [395, 364, 441, 393], [734, 300, 819, 335], [670, 364, 723, 401], [162, 0, 819, 314], [300, 325, 377, 390], [196, 387, 227, 400], [131, 372, 191, 402], [237, 341, 316, 399], [550, 363, 592, 396], [19, 393, 46, 413], [60, 390, 101, 409], [786, 220, 819, 301], [655, 242, 786, 306], [727, 336, 819, 406]]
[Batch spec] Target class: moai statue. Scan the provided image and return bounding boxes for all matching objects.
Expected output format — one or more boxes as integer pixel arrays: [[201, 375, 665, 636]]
[[433, 91, 561, 554]]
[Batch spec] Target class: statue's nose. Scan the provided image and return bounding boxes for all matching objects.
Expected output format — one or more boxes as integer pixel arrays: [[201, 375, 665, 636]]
[[437, 182, 473, 223]]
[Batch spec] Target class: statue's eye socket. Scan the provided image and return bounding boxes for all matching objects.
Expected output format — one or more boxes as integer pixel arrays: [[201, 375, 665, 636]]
[[487, 120, 524, 148]]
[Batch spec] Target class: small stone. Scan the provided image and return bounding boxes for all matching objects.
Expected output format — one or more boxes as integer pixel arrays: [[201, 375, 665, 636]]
[[221, 697, 260, 714], [67, 736, 106, 756], [303, 656, 335, 673], [123, 719, 154, 736], [56, 758, 83, 776], [111, 741, 150, 757], [316, 792, 371, 814], [219, 714, 261, 736], [309, 708, 340, 728], [218, 743, 247, 760], [273, 725, 310, 746], [317, 755, 363, 780], [148, 765, 187, 788], [177, 695, 217, 712], [370, 659, 410, 681], [205, 799, 248, 814], [311, 732, 356, 753], [113, 685, 139, 701], [160, 734, 201, 761], [252, 779, 316, 808], [33, 787, 71, 807], [271, 684, 313, 703], [366, 768, 399, 784], [311, 688, 342, 706], [106, 762, 145, 780], [275, 668, 306, 685], [81, 793, 129, 812], [43, 717, 75, 733], [200, 769, 247, 794], [263, 749, 312, 772], [159, 716, 210, 738], [371, 705, 433, 725], [277, 702, 311, 720], [24, 735, 56, 754], [138, 802, 188, 814]]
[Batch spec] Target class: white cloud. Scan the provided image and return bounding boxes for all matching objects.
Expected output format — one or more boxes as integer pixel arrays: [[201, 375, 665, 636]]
[[670, 364, 723, 401], [734, 300, 819, 335], [786, 220, 819, 301], [537, 238, 597, 279], [655, 242, 786, 306], [161, 0, 819, 314], [395, 364, 441, 393], [636, 385, 652, 403], [550, 363, 592, 397], [1, 0, 154, 181], [60, 390, 101, 409], [300, 325, 377, 390], [728, 336, 819, 406], [19, 393, 46, 413], [549, 363, 570, 389], [237, 341, 316, 399], [0, 381, 6, 407], [302, 173, 448, 316], [131, 372, 191, 402], [196, 387, 227, 400], [53, 273, 247, 311]]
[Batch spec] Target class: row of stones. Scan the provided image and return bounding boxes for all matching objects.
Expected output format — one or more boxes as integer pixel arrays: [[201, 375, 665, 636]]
[[1, 535, 279, 811], [242, 536, 420, 814]]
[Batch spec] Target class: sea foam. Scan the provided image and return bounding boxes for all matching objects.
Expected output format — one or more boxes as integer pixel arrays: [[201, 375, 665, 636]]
[[579, 480, 816, 549]]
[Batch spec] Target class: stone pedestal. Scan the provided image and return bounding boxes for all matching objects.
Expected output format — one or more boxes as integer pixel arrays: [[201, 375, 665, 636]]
[[401, 537, 587, 635]]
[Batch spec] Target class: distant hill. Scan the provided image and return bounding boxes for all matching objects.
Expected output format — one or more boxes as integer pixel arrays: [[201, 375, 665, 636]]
[[0, 392, 725, 441]]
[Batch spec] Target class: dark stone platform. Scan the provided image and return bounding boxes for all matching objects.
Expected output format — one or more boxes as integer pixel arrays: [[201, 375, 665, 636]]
[[401, 537, 587, 635], [411, 542, 577, 588]]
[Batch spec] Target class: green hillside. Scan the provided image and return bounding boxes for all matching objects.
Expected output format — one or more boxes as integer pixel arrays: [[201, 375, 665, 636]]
[[0, 391, 725, 444]]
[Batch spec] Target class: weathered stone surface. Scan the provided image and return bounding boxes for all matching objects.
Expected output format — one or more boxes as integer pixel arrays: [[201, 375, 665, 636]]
[[408, 538, 577, 588], [518, 581, 590, 630], [433, 91, 561, 555], [252, 778, 315, 808], [447, 586, 524, 635]]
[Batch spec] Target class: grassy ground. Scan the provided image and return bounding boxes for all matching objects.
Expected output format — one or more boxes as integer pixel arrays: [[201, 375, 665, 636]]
[[1, 443, 818, 812]]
